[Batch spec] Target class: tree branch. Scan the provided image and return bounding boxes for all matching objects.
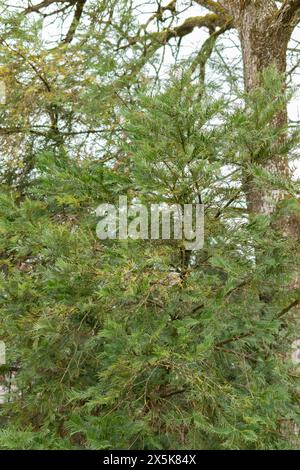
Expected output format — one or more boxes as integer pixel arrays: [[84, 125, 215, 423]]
[[215, 332, 253, 348], [24, 0, 75, 14], [194, 0, 229, 17], [276, 0, 300, 30], [277, 298, 300, 318], [165, 13, 228, 38], [119, 12, 232, 50], [143, 0, 177, 28], [160, 388, 188, 399], [63, 0, 86, 43]]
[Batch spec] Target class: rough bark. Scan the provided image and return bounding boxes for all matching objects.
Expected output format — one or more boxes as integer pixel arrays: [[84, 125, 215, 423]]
[[193, 2, 298, 217], [237, 2, 291, 216], [232, 11, 300, 432]]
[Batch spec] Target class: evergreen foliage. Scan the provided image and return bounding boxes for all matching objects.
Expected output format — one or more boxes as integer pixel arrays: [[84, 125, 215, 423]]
[[0, 2, 300, 449]]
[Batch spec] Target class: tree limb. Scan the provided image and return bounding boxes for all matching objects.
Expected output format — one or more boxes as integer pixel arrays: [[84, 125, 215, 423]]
[[194, 0, 229, 17], [165, 13, 228, 38], [278, 298, 300, 318], [276, 0, 300, 30], [63, 0, 86, 43], [215, 332, 253, 348], [24, 0, 75, 14], [143, 0, 177, 29], [119, 12, 232, 50]]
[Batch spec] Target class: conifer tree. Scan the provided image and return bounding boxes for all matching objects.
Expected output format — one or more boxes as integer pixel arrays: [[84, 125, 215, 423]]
[[0, 0, 299, 450]]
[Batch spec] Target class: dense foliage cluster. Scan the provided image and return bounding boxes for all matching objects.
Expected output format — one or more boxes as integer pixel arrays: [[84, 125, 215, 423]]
[[0, 0, 300, 450]]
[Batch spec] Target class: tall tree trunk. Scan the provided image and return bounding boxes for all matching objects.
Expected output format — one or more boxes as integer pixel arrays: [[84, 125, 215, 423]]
[[217, 2, 300, 380], [233, 2, 300, 441], [237, 1, 291, 216]]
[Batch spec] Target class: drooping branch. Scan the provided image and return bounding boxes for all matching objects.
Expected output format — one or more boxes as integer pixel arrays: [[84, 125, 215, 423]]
[[189, 24, 230, 83]]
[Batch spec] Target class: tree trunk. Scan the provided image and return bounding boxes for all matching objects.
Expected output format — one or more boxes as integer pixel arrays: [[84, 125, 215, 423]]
[[237, 2, 291, 216], [235, 4, 300, 442]]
